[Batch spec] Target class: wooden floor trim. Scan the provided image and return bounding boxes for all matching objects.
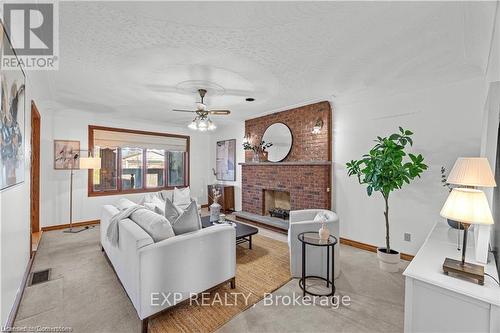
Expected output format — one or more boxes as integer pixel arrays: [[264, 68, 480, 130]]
[[340, 237, 414, 261], [41, 219, 100, 232]]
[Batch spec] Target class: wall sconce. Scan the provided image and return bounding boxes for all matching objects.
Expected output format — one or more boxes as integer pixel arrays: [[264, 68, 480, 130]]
[[312, 119, 323, 134], [243, 133, 251, 144]]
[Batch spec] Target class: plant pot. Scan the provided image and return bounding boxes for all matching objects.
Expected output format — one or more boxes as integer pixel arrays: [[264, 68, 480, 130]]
[[377, 248, 400, 272], [447, 219, 464, 230]]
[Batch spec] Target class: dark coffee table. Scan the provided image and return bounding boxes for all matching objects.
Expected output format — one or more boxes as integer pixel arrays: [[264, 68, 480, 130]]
[[201, 216, 258, 249]]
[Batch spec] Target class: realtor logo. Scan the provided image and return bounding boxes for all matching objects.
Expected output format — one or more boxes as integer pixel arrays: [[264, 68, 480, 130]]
[[2, 1, 59, 70]]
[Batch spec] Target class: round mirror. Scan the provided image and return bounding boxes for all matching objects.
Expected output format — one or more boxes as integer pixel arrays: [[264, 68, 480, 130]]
[[262, 123, 293, 162]]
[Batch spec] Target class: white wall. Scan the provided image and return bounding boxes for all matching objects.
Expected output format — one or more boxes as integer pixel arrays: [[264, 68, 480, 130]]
[[333, 77, 486, 255], [39, 110, 212, 227], [209, 122, 245, 211], [480, 2, 500, 259], [0, 79, 33, 325]]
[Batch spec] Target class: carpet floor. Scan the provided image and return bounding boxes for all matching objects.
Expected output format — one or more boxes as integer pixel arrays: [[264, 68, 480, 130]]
[[149, 234, 291, 333], [15, 220, 407, 333]]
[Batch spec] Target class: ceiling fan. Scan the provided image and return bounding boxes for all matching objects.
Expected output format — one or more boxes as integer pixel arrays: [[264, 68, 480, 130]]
[[173, 89, 230, 131]]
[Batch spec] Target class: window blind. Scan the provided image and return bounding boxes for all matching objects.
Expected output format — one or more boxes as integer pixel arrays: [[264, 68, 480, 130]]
[[93, 129, 188, 152]]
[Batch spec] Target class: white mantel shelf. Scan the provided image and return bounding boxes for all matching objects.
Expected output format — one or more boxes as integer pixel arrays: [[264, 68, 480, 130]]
[[239, 161, 332, 166]]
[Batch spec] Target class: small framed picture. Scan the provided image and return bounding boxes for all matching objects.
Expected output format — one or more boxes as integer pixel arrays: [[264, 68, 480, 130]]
[[54, 140, 80, 170]]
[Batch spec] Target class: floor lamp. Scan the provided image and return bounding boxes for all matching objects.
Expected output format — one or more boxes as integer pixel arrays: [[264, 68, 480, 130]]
[[64, 153, 101, 233]]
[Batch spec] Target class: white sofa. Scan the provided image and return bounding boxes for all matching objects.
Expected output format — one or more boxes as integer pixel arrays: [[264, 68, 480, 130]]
[[100, 204, 236, 332], [288, 209, 340, 280]]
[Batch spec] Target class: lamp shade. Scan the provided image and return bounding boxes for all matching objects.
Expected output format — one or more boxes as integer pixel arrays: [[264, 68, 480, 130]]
[[440, 188, 493, 225], [79, 157, 101, 170], [447, 157, 496, 187]]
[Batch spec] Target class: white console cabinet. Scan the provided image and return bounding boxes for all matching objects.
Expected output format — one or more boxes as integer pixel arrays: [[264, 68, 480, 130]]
[[403, 221, 500, 333]]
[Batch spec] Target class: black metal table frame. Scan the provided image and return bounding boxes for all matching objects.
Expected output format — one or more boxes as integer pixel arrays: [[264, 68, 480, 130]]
[[236, 235, 253, 249], [298, 232, 337, 297]]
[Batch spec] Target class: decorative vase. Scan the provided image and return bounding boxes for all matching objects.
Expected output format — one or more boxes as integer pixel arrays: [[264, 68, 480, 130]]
[[252, 151, 260, 163], [376, 248, 400, 272], [210, 202, 221, 222], [319, 222, 330, 240], [261, 151, 269, 162]]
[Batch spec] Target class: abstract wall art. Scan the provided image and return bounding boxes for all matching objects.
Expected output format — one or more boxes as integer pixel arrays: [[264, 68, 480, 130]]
[[0, 22, 26, 191]]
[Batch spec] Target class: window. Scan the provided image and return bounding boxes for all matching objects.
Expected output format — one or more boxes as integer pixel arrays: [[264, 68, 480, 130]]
[[88, 126, 189, 196], [168, 151, 185, 187]]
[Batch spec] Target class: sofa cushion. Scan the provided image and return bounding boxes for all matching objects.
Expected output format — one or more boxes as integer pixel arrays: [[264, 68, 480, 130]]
[[130, 208, 175, 242], [159, 190, 173, 202], [164, 198, 183, 223], [116, 198, 137, 210], [173, 187, 191, 207], [170, 201, 201, 235]]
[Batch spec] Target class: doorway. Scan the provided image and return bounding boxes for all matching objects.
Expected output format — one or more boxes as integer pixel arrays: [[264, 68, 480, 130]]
[[30, 101, 41, 257]]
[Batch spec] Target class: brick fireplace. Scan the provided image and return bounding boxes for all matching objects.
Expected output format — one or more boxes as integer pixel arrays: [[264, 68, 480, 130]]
[[238, 101, 332, 228]]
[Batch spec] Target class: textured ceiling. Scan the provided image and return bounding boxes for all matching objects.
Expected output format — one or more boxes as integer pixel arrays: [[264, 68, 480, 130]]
[[36, 1, 496, 125]]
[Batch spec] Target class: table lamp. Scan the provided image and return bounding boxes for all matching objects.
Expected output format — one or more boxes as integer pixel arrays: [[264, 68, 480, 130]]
[[447, 157, 496, 187], [440, 188, 494, 285], [64, 154, 101, 233]]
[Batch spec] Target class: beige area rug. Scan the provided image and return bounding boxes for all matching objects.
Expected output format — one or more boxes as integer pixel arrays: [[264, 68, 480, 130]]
[[149, 235, 291, 333]]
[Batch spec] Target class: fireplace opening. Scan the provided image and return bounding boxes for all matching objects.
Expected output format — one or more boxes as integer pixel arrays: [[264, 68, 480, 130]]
[[263, 189, 291, 220]]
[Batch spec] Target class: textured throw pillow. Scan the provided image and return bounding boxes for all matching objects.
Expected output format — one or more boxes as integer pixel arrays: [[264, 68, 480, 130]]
[[159, 190, 173, 203], [130, 208, 175, 242], [164, 198, 183, 223], [173, 187, 191, 207], [171, 201, 202, 235], [141, 192, 163, 205], [143, 195, 165, 215]]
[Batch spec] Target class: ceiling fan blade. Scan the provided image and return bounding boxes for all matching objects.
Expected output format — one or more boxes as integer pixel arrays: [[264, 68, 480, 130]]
[[209, 110, 231, 115], [172, 109, 197, 113]]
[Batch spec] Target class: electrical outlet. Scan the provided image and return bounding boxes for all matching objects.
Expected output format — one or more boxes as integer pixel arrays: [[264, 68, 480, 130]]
[[404, 233, 411, 242]]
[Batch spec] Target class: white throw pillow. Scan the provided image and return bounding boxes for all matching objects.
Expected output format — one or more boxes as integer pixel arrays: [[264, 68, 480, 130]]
[[141, 192, 162, 204], [130, 208, 175, 242], [116, 198, 136, 211], [143, 195, 165, 215], [170, 201, 202, 235], [173, 187, 191, 207]]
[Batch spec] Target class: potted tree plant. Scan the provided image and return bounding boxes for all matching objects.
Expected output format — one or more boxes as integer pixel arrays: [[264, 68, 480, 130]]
[[346, 127, 427, 272]]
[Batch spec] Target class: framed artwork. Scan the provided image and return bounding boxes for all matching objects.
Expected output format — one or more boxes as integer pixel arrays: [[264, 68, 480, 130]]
[[216, 139, 236, 181], [0, 22, 26, 191], [54, 140, 80, 170]]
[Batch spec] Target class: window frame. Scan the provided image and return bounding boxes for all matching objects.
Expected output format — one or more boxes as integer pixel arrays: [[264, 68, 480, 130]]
[[88, 125, 190, 197]]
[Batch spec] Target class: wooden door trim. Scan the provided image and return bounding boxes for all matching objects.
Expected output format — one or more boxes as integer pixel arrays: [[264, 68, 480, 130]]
[[30, 101, 41, 257]]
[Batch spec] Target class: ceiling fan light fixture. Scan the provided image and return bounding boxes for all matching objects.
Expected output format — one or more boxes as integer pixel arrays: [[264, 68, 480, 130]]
[[208, 119, 216, 131], [198, 118, 209, 131], [188, 119, 198, 130]]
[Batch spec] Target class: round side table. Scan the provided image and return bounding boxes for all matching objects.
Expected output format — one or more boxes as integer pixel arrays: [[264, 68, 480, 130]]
[[298, 231, 338, 297]]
